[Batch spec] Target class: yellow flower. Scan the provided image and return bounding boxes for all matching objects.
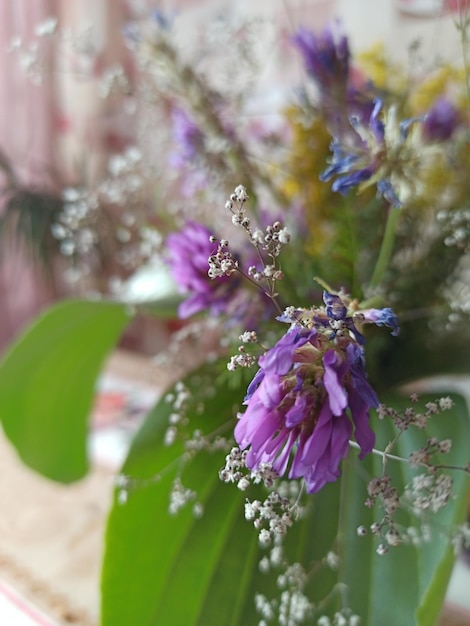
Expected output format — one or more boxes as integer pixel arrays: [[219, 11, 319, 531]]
[[355, 43, 406, 94], [408, 66, 463, 114], [281, 106, 337, 256]]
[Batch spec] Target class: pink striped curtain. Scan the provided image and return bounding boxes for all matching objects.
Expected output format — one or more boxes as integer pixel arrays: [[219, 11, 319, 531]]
[[0, 0, 133, 350], [0, 0, 58, 350]]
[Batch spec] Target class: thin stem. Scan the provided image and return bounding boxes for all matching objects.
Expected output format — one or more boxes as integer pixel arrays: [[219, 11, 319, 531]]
[[348, 440, 408, 465], [381, 432, 403, 474], [430, 463, 470, 474], [235, 267, 283, 315], [369, 207, 401, 290], [289, 480, 305, 513], [455, 1, 470, 123], [116, 418, 236, 491], [313, 275, 336, 294]]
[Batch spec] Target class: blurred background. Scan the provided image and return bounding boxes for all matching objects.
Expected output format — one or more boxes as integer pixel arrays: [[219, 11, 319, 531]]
[[0, 1, 469, 625], [0, 0, 462, 353]]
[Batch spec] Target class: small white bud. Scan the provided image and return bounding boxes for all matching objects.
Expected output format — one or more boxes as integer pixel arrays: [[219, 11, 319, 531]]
[[259, 529, 271, 545]]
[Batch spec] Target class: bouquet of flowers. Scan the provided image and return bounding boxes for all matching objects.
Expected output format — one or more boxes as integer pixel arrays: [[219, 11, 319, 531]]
[[0, 6, 469, 626]]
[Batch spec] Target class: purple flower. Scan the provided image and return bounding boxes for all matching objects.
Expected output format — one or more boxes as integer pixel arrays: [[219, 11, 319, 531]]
[[376, 179, 401, 208], [235, 292, 395, 493], [423, 98, 460, 142], [320, 100, 413, 208], [321, 291, 365, 344], [169, 107, 204, 170], [360, 307, 400, 336], [292, 23, 350, 100], [165, 221, 236, 319], [320, 99, 383, 193], [168, 106, 222, 196]]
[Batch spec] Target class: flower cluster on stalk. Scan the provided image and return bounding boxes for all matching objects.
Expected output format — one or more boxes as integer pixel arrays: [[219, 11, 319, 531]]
[[234, 291, 399, 494]]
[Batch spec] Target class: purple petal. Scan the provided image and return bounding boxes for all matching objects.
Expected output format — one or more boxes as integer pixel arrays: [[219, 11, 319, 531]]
[[298, 401, 333, 466], [258, 374, 282, 409], [259, 330, 310, 375], [348, 388, 375, 457], [235, 403, 281, 452], [285, 393, 310, 428], [272, 429, 298, 476], [327, 413, 352, 466], [346, 343, 379, 408], [178, 294, 207, 319], [323, 349, 348, 415]]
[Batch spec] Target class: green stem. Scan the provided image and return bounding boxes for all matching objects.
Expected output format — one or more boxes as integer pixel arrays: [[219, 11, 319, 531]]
[[369, 207, 401, 290], [455, 3, 470, 123], [313, 276, 337, 294]]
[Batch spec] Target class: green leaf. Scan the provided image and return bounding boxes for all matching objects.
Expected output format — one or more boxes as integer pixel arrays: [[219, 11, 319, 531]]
[[102, 377, 470, 626], [0, 299, 131, 482], [101, 363, 249, 626], [101, 362, 342, 626]]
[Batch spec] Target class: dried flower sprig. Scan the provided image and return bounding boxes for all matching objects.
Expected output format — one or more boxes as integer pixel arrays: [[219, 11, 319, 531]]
[[355, 395, 470, 554]]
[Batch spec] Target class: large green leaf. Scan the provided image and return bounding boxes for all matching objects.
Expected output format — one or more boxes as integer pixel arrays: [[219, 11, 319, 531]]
[[102, 366, 241, 625], [0, 299, 131, 482], [102, 362, 342, 626], [102, 373, 470, 626]]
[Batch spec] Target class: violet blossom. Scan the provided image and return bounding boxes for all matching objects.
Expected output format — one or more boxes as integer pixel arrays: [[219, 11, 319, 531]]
[[291, 23, 350, 102], [169, 107, 204, 170], [320, 99, 385, 196], [422, 97, 460, 142], [320, 99, 425, 208], [235, 292, 398, 494], [166, 220, 237, 319], [168, 107, 208, 196], [359, 307, 399, 336]]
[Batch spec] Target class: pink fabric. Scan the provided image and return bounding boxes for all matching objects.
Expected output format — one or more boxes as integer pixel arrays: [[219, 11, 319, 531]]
[[0, 0, 135, 350], [53, 0, 135, 184], [0, 0, 58, 351], [0, 1, 56, 183]]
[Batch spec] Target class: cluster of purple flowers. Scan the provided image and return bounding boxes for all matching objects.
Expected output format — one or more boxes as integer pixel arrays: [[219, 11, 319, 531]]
[[293, 23, 461, 208], [165, 220, 237, 319], [165, 219, 269, 327], [235, 292, 398, 494], [291, 23, 350, 103], [291, 24, 401, 205], [319, 99, 388, 196], [319, 96, 460, 208]]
